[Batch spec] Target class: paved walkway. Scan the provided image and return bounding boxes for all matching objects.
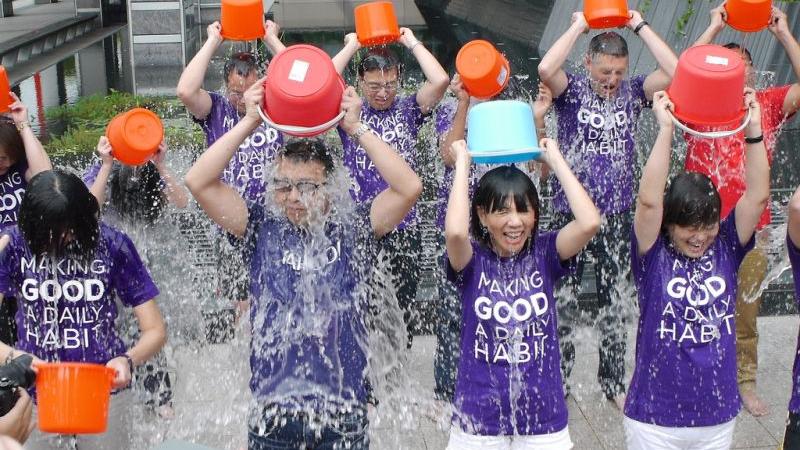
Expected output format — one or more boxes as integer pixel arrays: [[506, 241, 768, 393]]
[[136, 315, 800, 449]]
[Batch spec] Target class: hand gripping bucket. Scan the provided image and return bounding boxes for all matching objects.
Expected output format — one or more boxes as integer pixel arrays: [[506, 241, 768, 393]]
[[0, 66, 10, 114], [667, 45, 751, 138], [354, 1, 401, 47], [456, 40, 511, 100], [220, 0, 264, 41], [36, 362, 116, 434], [584, 0, 630, 29], [106, 108, 164, 166], [258, 44, 346, 138], [466, 100, 541, 164], [725, 0, 772, 33]]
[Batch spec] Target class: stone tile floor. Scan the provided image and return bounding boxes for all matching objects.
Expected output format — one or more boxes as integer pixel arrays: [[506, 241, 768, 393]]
[[147, 315, 799, 450]]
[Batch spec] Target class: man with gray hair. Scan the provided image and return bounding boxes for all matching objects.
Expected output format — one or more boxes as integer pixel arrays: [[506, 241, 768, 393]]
[[538, 10, 677, 409]]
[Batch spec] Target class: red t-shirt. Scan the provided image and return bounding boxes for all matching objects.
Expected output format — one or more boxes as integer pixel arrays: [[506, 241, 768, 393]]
[[684, 85, 794, 229]]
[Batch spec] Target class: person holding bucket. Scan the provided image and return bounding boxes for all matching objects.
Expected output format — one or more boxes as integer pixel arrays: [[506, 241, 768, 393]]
[[177, 21, 286, 335], [0, 169, 167, 449], [332, 28, 449, 347], [443, 132, 599, 448], [624, 89, 769, 449], [686, 3, 800, 418], [537, 9, 678, 409], [0, 92, 52, 372], [184, 76, 422, 448]]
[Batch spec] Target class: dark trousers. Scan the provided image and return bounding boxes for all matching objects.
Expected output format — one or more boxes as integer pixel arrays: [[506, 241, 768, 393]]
[[248, 408, 368, 450], [552, 211, 634, 399], [0, 299, 16, 346], [381, 227, 421, 346], [433, 248, 461, 402]]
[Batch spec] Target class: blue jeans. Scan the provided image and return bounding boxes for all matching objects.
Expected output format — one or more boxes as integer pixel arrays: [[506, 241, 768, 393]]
[[248, 409, 369, 450]]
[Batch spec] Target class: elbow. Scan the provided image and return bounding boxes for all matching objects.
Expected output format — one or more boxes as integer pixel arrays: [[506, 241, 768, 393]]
[[184, 170, 203, 196], [433, 73, 450, 91], [582, 210, 602, 237], [407, 176, 423, 203], [538, 64, 554, 82], [176, 84, 192, 102], [790, 195, 800, 222], [445, 228, 470, 246]]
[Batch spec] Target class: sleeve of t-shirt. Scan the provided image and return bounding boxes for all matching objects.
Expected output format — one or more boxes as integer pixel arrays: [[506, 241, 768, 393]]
[[405, 93, 427, 127], [553, 72, 579, 107], [788, 231, 800, 271], [630, 227, 662, 292], [0, 236, 18, 298], [721, 208, 755, 267], [446, 241, 478, 290], [237, 201, 265, 266], [192, 91, 224, 129], [111, 230, 160, 308], [762, 84, 795, 123], [544, 230, 577, 281], [434, 100, 456, 136], [630, 74, 648, 104], [82, 159, 103, 187]]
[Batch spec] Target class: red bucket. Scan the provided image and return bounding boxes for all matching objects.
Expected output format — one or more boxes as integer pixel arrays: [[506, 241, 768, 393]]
[[220, 0, 264, 41], [584, 0, 630, 29], [667, 45, 747, 127], [259, 44, 345, 137], [106, 108, 164, 166], [36, 362, 116, 434], [725, 0, 772, 33], [0, 66, 10, 114], [456, 40, 511, 99]]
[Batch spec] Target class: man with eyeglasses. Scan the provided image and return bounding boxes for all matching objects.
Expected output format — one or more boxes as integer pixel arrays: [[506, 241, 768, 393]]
[[177, 20, 287, 327], [332, 28, 449, 347], [185, 79, 422, 450]]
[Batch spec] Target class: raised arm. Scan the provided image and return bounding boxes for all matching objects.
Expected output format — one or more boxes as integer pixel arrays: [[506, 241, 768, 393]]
[[767, 7, 800, 116], [439, 75, 470, 168], [735, 89, 770, 246], [338, 87, 422, 238], [634, 91, 674, 255], [152, 142, 189, 209], [628, 10, 678, 100], [263, 19, 286, 55], [332, 33, 361, 75], [692, 3, 727, 46], [399, 28, 449, 114], [444, 140, 473, 271], [185, 80, 265, 237], [538, 12, 588, 98], [89, 136, 114, 206], [530, 82, 554, 177], [545, 138, 600, 260], [176, 22, 223, 120], [789, 184, 800, 249], [106, 299, 166, 390], [7, 94, 51, 179]]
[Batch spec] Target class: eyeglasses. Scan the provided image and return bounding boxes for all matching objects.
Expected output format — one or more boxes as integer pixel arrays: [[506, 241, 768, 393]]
[[363, 80, 399, 93], [272, 178, 324, 194]]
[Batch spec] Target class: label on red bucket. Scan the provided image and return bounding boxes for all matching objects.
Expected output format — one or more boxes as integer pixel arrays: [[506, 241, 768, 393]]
[[497, 66, 508, 87], [288, 60, 310, 83], [705, 55, 729, 66]]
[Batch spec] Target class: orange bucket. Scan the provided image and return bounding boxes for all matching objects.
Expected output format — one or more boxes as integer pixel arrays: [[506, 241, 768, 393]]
[[667, 45, 746, 127], [455, 40, 510, 99], [220, 0, 264, 41], [259, 44, 345, 137], [725, 0, 772, 32], [0, 66, 10, 114], [354, 1, 401, 47], [584, 0, 630, 29], [106, 108, 164, 166], [36, 362, 116, 434]]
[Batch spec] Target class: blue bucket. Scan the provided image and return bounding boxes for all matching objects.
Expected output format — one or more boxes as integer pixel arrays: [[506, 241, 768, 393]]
[[466, 100, 541, 164]]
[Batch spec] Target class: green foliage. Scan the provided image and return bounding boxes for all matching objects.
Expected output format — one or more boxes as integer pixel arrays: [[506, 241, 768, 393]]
[[676, 0, 695, 36], [44, 91, 203, 157]]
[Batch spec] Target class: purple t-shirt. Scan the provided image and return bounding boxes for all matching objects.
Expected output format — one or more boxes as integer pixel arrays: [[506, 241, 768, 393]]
[[447, 231, 574, 435], [337, 95, 425, 228], [240, 203, 378, 410], [787, 233, 800, 413], [0, 161, 27, 230], [194, 91, 283, 204], [625, 212, 753, 427], [552, 72, 647, 214], [0, 224, 159, 364]]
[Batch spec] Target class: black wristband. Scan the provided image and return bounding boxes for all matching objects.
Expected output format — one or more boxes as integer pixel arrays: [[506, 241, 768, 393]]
[[633, 21, 649, 35], [120, 353, 134, 374], [745, 135, 764, 144]]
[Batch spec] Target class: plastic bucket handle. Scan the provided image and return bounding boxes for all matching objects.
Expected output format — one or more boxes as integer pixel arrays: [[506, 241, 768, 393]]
[[668, 108, 752, 139], [257, 105, 345, 135]]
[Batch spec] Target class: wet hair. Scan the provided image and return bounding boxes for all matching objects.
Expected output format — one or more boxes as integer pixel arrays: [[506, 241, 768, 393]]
[[223, 52, 259, 84], [357, 48, 401, 78], [471, 166, 540, 249], [662, 172, 721, 231], [588, 32, 629, 59], [0, 118, 25, 164], [19, 170, 100, 261], [723, 42, 753, 64], [108, 162, 165, 225], [280, 140, 335, 176]]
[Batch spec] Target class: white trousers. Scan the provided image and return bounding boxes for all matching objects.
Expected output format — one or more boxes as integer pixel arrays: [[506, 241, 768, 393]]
[[624, 416, 736, 450], [446, 426, 573, 450]]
